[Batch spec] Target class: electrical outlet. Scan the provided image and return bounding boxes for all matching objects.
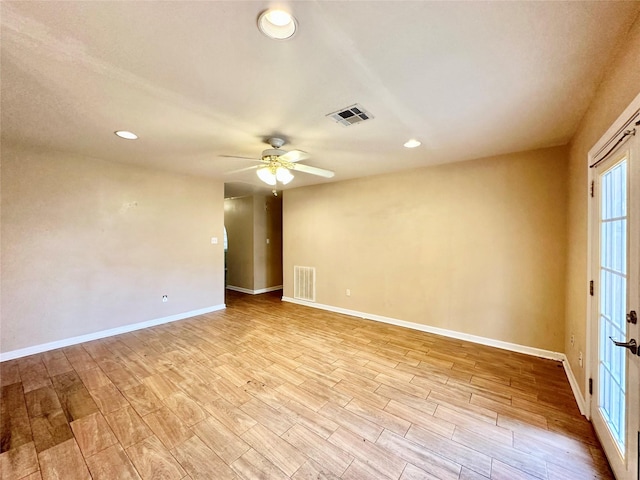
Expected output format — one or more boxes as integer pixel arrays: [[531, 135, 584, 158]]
[[162, 295, 168, 303], [570, 334, 575, 346], [346, 289, 351, 297], [578, 351, 583, 368]]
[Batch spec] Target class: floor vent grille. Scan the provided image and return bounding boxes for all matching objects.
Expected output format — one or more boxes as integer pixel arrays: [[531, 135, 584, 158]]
[[294, 266, 316, 302]]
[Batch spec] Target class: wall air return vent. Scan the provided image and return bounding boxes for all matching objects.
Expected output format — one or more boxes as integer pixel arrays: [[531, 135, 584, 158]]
[[294, 266, 316, 302], [326, 104, 373, 127]]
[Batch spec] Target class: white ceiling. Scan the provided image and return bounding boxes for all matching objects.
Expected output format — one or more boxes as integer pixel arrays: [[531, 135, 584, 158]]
[[2, 1, 639, 197]]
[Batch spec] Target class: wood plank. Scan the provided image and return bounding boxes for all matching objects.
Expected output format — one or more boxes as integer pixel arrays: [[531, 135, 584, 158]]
[[376, 428, 463, 480], [30, 409, 74, 453], [328, 427, 406, 479], [203, 397, 256, 436], [21, 471, 43, 480], [51, 371, 99, 423], [491, 458, 541, 480], [399, 463, 441, 480], [84, 444, 141, 480], [512, 430, 607, 477], [104, 406, 153, 448], [332, 368, 381, 391], [208, 377, 250, 406], [141, 407, 193, 450], [125, 435, 186, 480], [41, 352, 73, 378], [276, 383, 328, 412], [375, 373, 429, 398], [1, 383, 33, 452], [122, 384, 164, 417], [402, 425, 492, 477], [90, 383, 129, 414], [38, 438, 91, 480], [342, 459, 395, 480], [142, 374, 181, 400], [451, 427, 547, 479], [62, 346, 98, 372], [318, 401, 382, 442], [191, 416, 250, 464], [162, 392, 207, 427], [19, 359, 53, 394], [105, 367, 142, 391], [0, 361, 21, 387], [239, 397, 293, 436], [434, 404, 513, 445], [459, 466, 490, 479], [25, 387, 61, 418], [171, 435, 236, 480], [344, 399, 411, 435], [70, 412, 118, 457], [279, 400, 340, 440], [0, 441, 38, 479], [470, 394, 548, 429], [298, 378, 351, 406], [291, 459, 341, 480], [382, 399, 451, 438], [230, 448, 289, 480], [333, 380, 389, 409], [76, 368, 112, 392], [281, 424, 353, 477], [241, 423, 307, 476], [375, 384, 437, 415]]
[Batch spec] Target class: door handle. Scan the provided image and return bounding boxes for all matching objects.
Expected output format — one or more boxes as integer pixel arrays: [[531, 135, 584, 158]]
[[609, 337, 638, 355]]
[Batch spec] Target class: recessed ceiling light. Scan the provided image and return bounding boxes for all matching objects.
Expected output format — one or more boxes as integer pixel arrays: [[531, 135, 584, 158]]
[[258, 9, 297, 40], [404, 139, 421, 148], [115, 130, 138, 140]]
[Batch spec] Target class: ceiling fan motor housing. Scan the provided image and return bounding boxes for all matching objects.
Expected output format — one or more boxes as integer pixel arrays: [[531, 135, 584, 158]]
[[262, 148, 287, 157]]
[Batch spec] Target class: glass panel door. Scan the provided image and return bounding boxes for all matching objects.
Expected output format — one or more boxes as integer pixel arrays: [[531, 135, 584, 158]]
[[591, 131, 639, 480], [598, 159, 627, 451]]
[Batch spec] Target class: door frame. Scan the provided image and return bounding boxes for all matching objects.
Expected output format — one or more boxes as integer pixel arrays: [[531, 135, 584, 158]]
[[586, 93, 640, 479], [586, 92, 640, 420]]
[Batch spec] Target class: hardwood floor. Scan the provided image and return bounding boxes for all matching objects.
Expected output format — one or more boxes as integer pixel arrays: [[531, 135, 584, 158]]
[[1, 290, 612, 479]]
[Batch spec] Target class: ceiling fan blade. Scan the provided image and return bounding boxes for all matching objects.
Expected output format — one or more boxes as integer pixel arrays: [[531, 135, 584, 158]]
[[291, 163, 335, 178], [219, 155, 261, 161], [279, 150, 310, 163], [225, 165, 261, 175]]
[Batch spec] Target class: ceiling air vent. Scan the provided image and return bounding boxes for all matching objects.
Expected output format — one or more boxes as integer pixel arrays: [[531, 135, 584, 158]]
[[326, 104, 373, 127]]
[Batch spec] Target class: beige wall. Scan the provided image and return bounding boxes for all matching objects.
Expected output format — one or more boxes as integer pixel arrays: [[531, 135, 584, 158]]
[[284, 146, 568, 352], [224, 195, 283, 292], [565, 14, 640, 395], [224, 196, 254, 290], [1, 146, 225, 354]]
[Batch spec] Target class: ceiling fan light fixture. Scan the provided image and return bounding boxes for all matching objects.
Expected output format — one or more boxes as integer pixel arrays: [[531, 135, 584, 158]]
[[258, 9, 297, 40], [276, 167, 294, 184], [404, 139, 421, 148], [257, 167, 277, 185]]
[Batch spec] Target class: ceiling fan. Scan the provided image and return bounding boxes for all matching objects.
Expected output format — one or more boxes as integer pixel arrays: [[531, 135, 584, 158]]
[[222, 137, 335, 186]]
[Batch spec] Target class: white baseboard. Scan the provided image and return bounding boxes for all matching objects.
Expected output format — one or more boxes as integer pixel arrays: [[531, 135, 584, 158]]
[[281, 296, 589, 415], [227, 285, 283, 295], [561, 355, 587, 417], [282, 296, 565, 361], [0, 304, 226, 362]]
